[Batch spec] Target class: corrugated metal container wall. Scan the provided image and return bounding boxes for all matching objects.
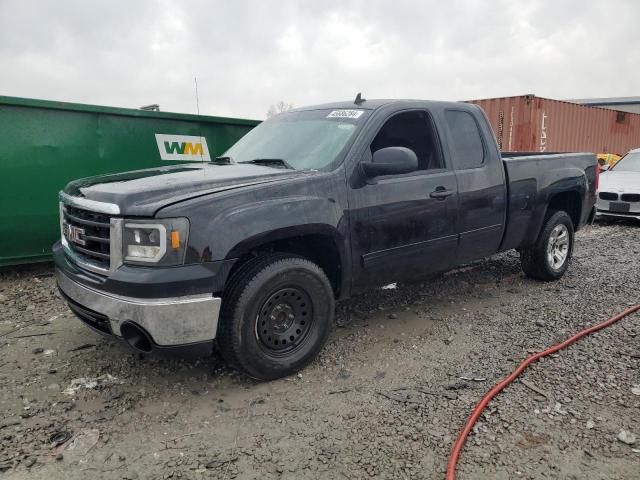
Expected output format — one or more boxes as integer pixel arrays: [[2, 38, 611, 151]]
[[468, 95, 640, 154], [0, 96, 260, 266]]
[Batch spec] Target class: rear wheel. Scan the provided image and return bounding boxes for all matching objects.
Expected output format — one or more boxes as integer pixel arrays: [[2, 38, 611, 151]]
[[217, 254, 334, 380], [520, 210, 574, 281]]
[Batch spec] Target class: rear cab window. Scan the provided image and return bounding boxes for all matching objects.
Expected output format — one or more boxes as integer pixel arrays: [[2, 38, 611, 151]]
[[444, 110, 486, 170]]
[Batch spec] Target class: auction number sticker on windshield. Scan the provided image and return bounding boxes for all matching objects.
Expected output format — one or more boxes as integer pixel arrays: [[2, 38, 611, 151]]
[[327, 109, 364, 119]]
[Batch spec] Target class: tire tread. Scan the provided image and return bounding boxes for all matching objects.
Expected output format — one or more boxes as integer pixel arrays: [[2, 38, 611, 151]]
[[218, 254, 334, 379], [520, 210, 574, 281]]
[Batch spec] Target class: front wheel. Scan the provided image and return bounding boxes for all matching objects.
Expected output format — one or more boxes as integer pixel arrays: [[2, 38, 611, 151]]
[[520, 210, 575, 281], [217, 254, 335, 380]]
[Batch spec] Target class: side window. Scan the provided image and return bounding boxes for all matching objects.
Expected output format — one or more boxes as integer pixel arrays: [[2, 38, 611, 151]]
[[444, 110, 485, 169], [370, 110, 443, 171]]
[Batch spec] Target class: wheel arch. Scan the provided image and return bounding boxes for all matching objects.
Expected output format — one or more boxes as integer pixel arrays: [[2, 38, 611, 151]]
[[545, 190, 583, 230], [225, 224, 349, 299]]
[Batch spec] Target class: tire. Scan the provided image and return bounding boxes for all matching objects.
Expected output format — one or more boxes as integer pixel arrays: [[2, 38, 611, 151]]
[[520, 210, 574, 281], [217, 254, 335, 380]]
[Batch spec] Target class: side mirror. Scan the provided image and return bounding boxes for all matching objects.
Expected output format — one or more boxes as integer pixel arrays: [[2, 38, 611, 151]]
[[362, 147, 418, 178], [600, 164, 610, 172]]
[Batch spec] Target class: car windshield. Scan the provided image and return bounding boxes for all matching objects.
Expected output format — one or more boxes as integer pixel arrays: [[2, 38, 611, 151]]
[[221, 108, 368, 170], [613, 151, 640, 172]]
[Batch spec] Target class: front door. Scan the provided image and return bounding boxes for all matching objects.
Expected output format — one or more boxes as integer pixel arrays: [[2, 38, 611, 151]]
[[349, 109, 459, 290]]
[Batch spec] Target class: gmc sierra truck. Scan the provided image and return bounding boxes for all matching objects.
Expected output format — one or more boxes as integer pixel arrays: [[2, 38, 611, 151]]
[[54, 99, 598, 380]]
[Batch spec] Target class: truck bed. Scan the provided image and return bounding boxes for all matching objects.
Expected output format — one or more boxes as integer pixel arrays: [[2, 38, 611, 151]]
[[499, 152, 597, 251]]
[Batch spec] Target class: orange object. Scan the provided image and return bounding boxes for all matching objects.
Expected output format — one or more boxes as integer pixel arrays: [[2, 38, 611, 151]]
[[446, 304, 640, 480], [597, 153, 621, 167], [170, 230, 180, 249]]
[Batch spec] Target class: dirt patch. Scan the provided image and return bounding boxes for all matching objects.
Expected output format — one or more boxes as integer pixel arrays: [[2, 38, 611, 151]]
[[1, 221, 639, 479]]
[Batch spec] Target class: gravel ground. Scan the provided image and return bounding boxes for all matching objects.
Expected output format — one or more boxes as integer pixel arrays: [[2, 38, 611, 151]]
[[1, 221, 639, 479]]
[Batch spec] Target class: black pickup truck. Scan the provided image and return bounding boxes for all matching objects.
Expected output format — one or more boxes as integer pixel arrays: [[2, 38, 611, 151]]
[[54, 99, 598, 379]]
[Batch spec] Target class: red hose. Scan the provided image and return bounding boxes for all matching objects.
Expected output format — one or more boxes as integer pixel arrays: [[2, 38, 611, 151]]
[[446, 303, 640, 480]]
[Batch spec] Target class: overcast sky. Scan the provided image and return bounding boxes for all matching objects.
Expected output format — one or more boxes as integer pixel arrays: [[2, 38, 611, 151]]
[[1, 0, 638, 119]]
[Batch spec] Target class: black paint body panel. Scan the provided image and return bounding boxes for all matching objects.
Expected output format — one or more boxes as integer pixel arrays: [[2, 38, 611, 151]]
[[53, 241, 235, 299], [60, 99, 597, 300]]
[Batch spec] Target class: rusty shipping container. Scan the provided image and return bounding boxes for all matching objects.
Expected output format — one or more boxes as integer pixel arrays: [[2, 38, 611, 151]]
[[467, 94, 640, 154]]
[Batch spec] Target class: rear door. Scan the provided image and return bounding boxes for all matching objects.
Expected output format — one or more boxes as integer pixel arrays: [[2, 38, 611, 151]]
[[442, 108, 507, 263], [348, 109, 459, 289]]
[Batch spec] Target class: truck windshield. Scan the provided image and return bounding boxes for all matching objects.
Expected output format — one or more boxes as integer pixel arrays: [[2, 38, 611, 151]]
[[221, 109, 367, 170], [612, 151, 640, 172]]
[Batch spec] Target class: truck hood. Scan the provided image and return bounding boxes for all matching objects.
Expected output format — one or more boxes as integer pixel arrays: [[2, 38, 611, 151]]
[[599, 170, 640, 193], [63, 163, 308, 216]]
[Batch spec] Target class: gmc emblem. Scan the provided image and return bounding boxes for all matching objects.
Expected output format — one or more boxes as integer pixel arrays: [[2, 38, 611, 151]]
[[63, 222, 86, 246]]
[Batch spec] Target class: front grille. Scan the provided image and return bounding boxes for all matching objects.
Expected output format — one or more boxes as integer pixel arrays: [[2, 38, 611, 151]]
[[599, 192, 618, 201], [621, 193, 640, 202], [63, 205, 111, 270]]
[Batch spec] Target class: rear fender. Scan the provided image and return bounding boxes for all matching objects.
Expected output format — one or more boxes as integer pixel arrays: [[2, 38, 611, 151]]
[[528, 169, 587, 243]]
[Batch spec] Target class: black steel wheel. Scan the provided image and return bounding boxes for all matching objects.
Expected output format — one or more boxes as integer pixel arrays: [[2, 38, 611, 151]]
[[256, 287, 313, 354], [217, 254, 334, 380]]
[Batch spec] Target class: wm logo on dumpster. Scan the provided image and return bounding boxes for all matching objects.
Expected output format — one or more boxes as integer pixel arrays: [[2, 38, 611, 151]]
[[155, 134, 211, 161]]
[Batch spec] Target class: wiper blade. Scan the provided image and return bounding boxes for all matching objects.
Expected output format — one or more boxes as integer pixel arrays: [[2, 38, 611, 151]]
[[238, 158, 295, 170], [211, 156, 232, 164]]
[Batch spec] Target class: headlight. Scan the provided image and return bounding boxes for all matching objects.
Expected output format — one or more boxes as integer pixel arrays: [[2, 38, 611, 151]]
[[122, 218, 189, 265]]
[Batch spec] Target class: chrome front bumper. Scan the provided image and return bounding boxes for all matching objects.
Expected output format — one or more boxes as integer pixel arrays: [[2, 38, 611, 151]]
[[596, 199, 640, 220], [56, 269, 221, 346], [596, 211, 640, 220]]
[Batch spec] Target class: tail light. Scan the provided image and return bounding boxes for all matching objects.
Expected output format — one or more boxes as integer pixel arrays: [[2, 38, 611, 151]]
[[595, 162, 600, 191]]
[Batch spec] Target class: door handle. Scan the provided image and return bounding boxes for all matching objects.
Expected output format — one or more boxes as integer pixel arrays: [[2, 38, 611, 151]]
[[429, 188, 453, 199]]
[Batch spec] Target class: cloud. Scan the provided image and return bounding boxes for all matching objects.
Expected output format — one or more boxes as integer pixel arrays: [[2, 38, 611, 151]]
[[0, 0, 638, 119]]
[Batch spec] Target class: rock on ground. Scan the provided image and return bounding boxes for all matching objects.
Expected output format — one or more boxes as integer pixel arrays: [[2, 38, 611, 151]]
[[0, 220, 639, 479]]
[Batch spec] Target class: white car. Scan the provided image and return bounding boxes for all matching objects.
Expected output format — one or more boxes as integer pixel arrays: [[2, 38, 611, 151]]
[[596, 148, 640, 221]]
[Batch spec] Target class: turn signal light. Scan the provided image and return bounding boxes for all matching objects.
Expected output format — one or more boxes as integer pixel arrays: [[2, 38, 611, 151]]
[[171, 230, 180, 249]]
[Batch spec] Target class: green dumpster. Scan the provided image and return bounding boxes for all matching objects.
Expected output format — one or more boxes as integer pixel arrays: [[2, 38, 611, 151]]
[[0, 96, 259, 266]]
